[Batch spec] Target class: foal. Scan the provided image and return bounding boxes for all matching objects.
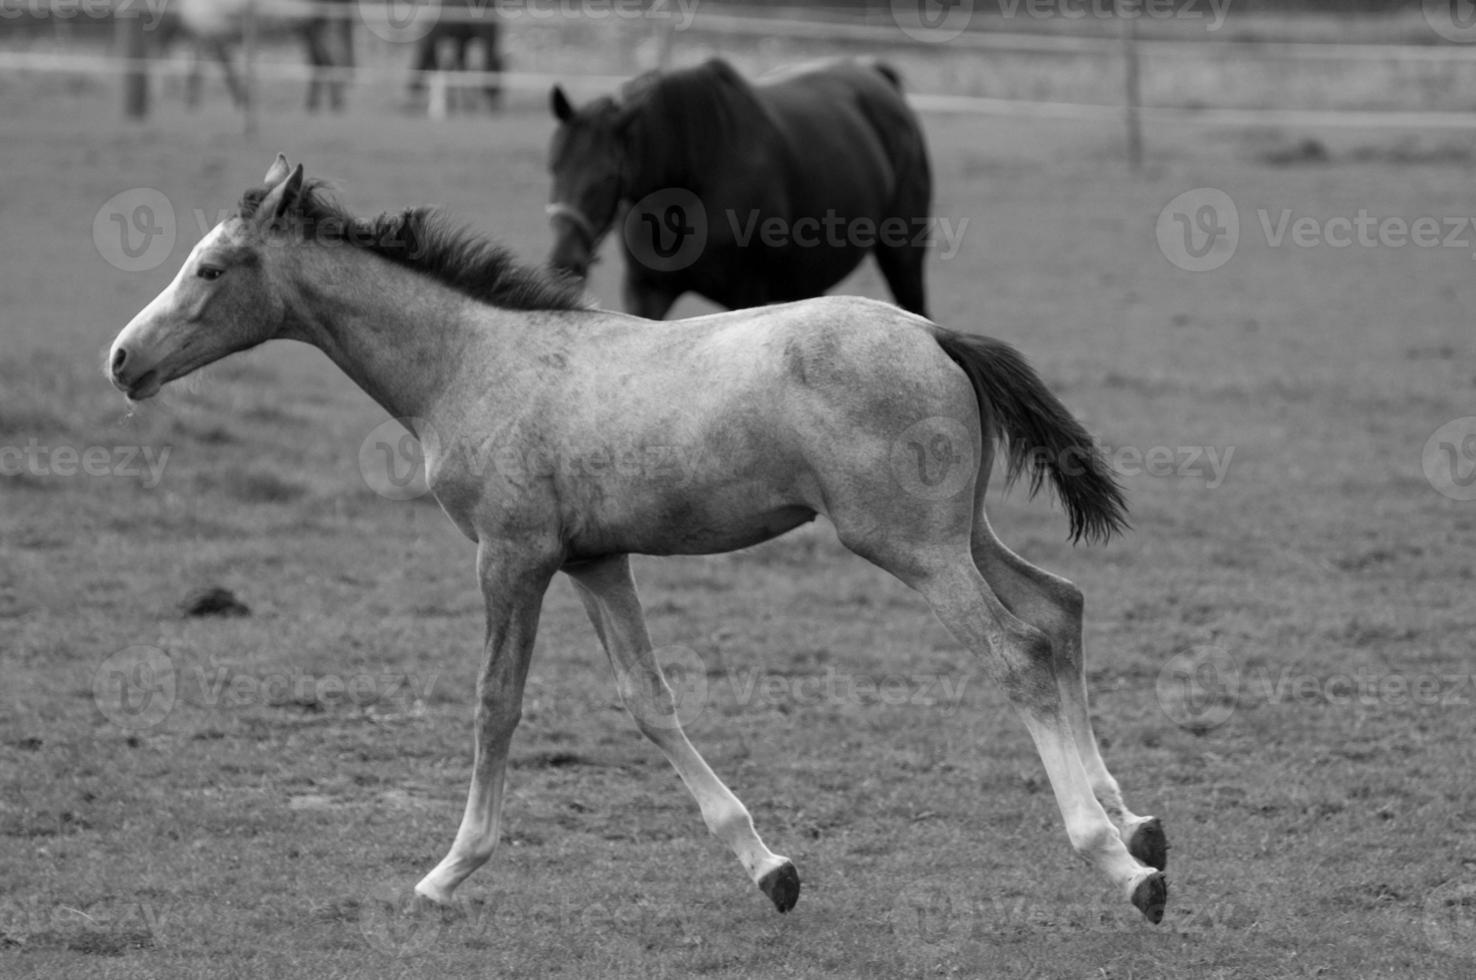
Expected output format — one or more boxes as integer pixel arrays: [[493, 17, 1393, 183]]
[[108, 157, 1168, 924]]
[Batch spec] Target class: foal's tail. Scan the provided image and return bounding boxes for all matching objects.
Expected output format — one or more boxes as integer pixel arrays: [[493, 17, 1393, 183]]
[[931, 328, 1128, 545]]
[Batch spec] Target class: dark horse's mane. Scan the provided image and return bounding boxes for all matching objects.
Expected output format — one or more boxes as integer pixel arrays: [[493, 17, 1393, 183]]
[[619, 59, 773, 183], [236, 180, 587, 312]]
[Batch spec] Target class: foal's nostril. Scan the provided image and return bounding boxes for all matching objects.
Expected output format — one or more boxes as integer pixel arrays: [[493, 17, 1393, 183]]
[[111, 348, 128, 375]]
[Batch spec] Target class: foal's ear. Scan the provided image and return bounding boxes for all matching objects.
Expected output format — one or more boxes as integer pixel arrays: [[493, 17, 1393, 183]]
[[263, 153, 292, 187], [551, 85, 574, 122], [256, 163, 304, 222]]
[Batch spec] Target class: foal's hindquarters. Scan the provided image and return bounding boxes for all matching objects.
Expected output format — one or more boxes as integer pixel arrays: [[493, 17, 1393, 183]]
[[415, 298, 1167, 923]]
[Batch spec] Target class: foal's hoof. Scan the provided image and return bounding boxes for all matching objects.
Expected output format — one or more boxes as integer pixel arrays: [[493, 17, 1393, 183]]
[[1130, 872, 1168, 924], [758, 861, 801, 913], [1127, 816, 1169, 871]]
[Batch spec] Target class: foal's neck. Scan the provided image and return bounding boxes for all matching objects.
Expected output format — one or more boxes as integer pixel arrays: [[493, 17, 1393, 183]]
[[280, 245, 505, 424]]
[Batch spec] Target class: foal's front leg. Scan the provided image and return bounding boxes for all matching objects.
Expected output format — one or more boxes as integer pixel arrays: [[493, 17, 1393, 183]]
[[415, 541, 558, 904], [566, 555, 800, 911]]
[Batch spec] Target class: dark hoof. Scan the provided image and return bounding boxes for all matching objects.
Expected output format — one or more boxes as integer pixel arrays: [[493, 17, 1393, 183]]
[[758, 862, 800, 913], [1127, 816, 1169, 871], [1130, 872, 1168, 924]]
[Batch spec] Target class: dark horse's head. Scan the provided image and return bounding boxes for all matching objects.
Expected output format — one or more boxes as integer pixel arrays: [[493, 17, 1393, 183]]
[[546, 85, 637, 281]]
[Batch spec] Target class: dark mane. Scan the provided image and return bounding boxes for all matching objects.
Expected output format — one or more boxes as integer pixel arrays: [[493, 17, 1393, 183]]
[[236, 180, 587, 313], [620, 58, 773, 183]]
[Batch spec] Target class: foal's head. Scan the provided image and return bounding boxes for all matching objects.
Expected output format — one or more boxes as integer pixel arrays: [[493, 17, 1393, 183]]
[[546, 84, 635, 281], [108, 154, 307, 401]]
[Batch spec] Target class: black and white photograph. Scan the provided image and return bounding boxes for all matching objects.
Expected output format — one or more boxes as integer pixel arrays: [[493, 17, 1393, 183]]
[[2, 0, 1474, 976]]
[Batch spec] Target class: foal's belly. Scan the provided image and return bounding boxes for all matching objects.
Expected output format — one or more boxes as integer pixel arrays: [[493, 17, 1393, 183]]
[[564, 477, 819, 560]]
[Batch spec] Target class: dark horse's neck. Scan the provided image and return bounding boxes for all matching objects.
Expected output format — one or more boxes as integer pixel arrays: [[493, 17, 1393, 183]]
[[621, 59, 773, 198]]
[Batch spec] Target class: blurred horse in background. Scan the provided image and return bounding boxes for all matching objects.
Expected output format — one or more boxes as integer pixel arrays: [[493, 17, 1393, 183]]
[[159, 0, 355, 112], [405, 1, 504, 114]]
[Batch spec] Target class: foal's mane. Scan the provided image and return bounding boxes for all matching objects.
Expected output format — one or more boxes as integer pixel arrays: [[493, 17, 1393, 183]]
[[236, 180, 587, 312], [620, 58, 772, 182]]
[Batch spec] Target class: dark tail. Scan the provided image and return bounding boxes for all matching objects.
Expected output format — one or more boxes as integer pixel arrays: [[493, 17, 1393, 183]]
[[931, 328, 1128, 545]]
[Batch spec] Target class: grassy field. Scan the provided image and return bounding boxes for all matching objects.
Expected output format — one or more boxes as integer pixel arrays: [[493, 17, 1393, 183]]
[[4, 44, 1476, 979]]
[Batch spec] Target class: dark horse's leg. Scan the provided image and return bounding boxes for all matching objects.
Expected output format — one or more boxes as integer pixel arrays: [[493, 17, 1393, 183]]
[[303, 20, 331, 112], [874, 238, 929, 320], [332, 10, 354, 111], [407, 31, 439, 106], [873, 154, 931, 319], [480, 24, 503, 111], [873, 96, 933, 319], [622, 277, 680, 320]]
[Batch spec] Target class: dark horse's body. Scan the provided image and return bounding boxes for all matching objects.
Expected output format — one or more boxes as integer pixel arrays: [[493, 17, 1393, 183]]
[[547, 58, 932, 319], [406, 0, 503, 113]]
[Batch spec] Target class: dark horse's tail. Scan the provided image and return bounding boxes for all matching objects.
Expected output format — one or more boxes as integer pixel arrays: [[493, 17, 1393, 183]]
[[931, 329, 1128, 545]]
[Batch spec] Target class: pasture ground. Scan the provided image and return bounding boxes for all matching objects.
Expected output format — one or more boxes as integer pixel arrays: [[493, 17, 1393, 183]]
[[3, 56, 1476, 979]]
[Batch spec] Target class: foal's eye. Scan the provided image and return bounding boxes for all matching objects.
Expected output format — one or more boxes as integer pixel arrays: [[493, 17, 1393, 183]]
[[197, 265, 224, 281]]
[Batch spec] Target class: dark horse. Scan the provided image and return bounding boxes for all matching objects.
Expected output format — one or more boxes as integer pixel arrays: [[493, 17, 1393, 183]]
[[547, 58, 932, 319], [406, 0, 503, 113]]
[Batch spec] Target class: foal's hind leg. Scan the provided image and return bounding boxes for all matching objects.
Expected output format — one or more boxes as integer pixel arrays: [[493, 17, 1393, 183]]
[[906, 556, 1166, 920], [565, 556, 799, 912], [969, 515, 1168, 871]]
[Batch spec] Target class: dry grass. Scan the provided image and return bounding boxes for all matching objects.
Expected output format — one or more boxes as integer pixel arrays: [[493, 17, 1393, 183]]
[[2, 48, 1476, 979]]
